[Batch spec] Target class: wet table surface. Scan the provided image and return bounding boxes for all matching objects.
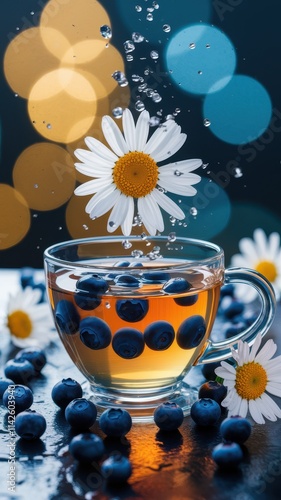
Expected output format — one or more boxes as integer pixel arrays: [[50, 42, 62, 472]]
[[1, 270, 281, 500]]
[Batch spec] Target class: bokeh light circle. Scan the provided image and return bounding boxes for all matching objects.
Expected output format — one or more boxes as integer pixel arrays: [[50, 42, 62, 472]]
[[162, 177, 231, 240], [0, 184, 30, 249], [13, 143, 76, 211], [165, 24, 236, 95], [203, 75, 272, 144]]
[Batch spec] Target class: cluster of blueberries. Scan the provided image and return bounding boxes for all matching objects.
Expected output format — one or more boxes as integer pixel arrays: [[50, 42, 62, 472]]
[[55, 273, 207, 357]]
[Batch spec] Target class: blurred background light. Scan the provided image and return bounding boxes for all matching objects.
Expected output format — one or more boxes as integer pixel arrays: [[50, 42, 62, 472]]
[[0, 184, 30, 249]]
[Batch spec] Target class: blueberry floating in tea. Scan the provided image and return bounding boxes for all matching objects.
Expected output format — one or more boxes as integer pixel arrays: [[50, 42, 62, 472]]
[[79, 317, 112, 350], [174, 294, 198, 306], [112, 328, 145, 359], [142, 271, 170, 283], [74, 292, 101, 311], [101, 454, 132, 483], [69, 433, 105, 463], [3, 384, 34, 414], [114, 274, 142, 288], [51, 378, 83, 409], [144, 320, 175, 351], [65, 398, 97, 430], [116, 299, 149, 322], [163, 277, 192, 294], [15, 409, 47, 440], [99, 408, 132, 437], [154, 402, 184, 431], [55, 299, 80, 335], [176, 315, 206, 349], [75, 274, 109, 310]]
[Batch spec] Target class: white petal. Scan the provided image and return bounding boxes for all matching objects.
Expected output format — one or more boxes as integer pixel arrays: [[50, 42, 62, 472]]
[[74, 178, 111, 196], [254, 339, 277, 364], [153, 133, 187, 163], [248, 332, 262, 362], [138, 195, 164, 233], [144, 120, 179, 156], [121, 197, 135, 236], [159, 158, 202, 174], [219, 360, 237, 374], [253, 228, 268, 259], [238, 398, 248, 418], [239, 237, 259, 264], [102, 115, 129, 156], [264, 354, 281, 370], [75, 162, 112, 178], [107, 194, 130, 232], [151, 189, 185, 220], [88, 187, 119, 218], [136, 110, 150, 150], [248, 399, 265, 424], [158, 178, 198, 197], [74, 148, 114, 168], [268, 232, 280, 259], [265, 383, 281, 397], [84, 136, 118, 162], [261, 392, 281, 418], [122, 109, 136, 151]]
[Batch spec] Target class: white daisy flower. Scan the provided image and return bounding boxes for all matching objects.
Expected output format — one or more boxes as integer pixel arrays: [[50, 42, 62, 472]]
[[215, 333, 281, 424], [231, 228, 281, 302], [74, 109, 202, 236], [5, 287, 54, 348]]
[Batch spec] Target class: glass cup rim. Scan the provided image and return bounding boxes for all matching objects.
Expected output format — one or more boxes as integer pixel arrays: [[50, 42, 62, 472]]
[[44, 235, 224, 271]]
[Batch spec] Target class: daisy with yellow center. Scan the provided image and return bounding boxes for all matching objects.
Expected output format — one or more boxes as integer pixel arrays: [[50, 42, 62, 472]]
[[231, 228, 281, 302], [215, 333, 281, 424], [5, 287, 54, 348], [74, 109, 202, 236]]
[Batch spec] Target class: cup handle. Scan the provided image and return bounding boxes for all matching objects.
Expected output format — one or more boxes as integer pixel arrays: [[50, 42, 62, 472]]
[[197, 267, 276, 365]]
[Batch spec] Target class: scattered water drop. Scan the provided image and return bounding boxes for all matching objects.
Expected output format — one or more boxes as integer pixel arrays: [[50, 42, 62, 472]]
[[140, 232, 147, 240], [14, 93, 18, 98], [152, 1, 159, 8], [190, 207, 198, 216], [149, 116, 161, 127], [206, 43, 211, 49], [46, 123, 52, 129], [152, 92, 162, 103], [123, 40, 135, 53], [202, 163, 209, 169], [131, 249, 144, 258], [138, 83, 148, 92], [169, 216, 176, 225], [135, 100, 145, 112], [146, 88, 154, 98], [131, 74, 141, 82], [198, 70, 203, 75], [100, 25, 112, 39], [168, 232, 176, 242], [33, 213, 38, 218], [122, 239, 132, 249], [112, 107, 123, 118], [174, 107, 181, 114], [30, 11, 35, 15], [83, 224, 89, 230], [203, 118, 211, 127], [105, 302, 111, 309], [112, 71, 128, 87], [150, 50, 159, 60], [189, 42, 196, 49], [132, 32, 145, 43], [135, 5, 142, 12], [126, 54, 134, 62], [58, 226, 62, 230], [108, 221, 116, 228], [163, 24, 171, 33], [174, 170, 183, 176], [34, 184, 39, 189], [146, 13, 153, 21], [233, 167, 243, 178]]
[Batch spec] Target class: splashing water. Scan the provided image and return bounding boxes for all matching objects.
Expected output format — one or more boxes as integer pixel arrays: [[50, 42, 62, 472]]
[[100, 25, 112, 39]]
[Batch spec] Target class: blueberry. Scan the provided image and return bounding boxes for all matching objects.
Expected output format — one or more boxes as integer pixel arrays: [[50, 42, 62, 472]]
[[32, 282, 46, 303], [65, 398, 97, 430], [177, 315, 206, 349], [51, 378, 83, 409], [20, 267, 35, 288], [15, 347, 47, 374], [4, 358, 35, 384], [144, 321, 175, 351], [202, 362, 221, 381], [79, 317, 111, 350], [212, 442, 243, 468], [116, 299, 149, 322], [142, 271, 171, 283], [220, 284, 235, 298], [174, 294, 198, 306], [15, 409, 47, 440], [99, 408, 132, 437], [114, 261, 130, 267], [76, 274, 109, 295], [154, 402, 184, 431], [0, 378, 14, 399], [3, 384, 33, 414], [55, 300, 80, 335], [69, 433, 105, 463], [101, 454, 132, 483], [163, 277, 191, 294], [220, 416, 252, 444], [114, 274, 141, 288], [222, 300, 245, 319], [190, 398, 221, 426], [112, 328, 145, 359], [198, 381, 227, 405], [74, 291, 101, 311], [223, 321, 247, 339]]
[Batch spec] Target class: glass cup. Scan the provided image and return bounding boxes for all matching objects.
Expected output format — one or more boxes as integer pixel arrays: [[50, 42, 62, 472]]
[[44, 236, 276, 422]]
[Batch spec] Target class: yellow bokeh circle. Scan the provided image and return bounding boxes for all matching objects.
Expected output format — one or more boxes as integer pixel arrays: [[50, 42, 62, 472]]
[[0, 184, 31, 249]]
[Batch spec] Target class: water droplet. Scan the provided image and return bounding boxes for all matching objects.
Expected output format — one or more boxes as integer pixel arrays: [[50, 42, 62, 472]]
[[163, 24, 171, 33], [206, 43, 211, 49], [150, 50, 159, 60], [33, 213, 38, 218], [126, 54, 134, 62], [202, 163, 209, 169], [174, 107, 181, 114], [152, 1, 159, 8], [122, 239, 132, 249], [165, 114, 175, 121], [46, 123, 52, 129], [14, 93, 18, 98], [30, 11, 35, 15], [135, 5, 142, 12], [233, 167, 243, 178], [140, 232, 147, 240], [109, 221, 116, 228], [170, 216, 176, 225], [198, 70, 202, 75], [203, 118, 211, 127], [146, 13, 153, 21], [132, 32, 145, 43], [138, 83, 148, 92], [168, 232, 177, 242], [149, 116, 161, 127], [105, 302, 111, 309], [112, 71, 128, 87], [132, 74, 141, 82], [174, 170, 183, 176], [112, 107, 123, 118], [58, 226, 62, 230], [83, 224, 89, 230], [190, 207, 198, 216], [189, 42, 196, 49], [135, 100, 145, 112], [131, 249, 144, 258], [152, 92, 162, 103], [100, 25, 112, 39], [123, 40, 135, 53], [34, 184, 39, 189]]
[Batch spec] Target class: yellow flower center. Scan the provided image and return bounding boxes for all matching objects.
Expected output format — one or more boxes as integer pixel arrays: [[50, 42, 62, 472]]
[[113, 151, 159, 198], [255, 260, 278, 282], [235, 361, 267, 400], [7, 310, 32, 339]]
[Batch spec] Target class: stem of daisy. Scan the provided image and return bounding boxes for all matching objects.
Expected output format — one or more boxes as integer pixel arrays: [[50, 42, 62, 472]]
[[215, 376, 224, 384]]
